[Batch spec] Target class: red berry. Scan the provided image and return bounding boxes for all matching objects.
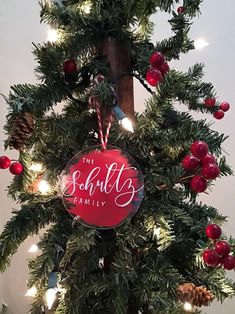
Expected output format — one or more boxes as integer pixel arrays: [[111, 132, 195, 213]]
[[215, 241, 231, 257], [149, 51, 165, 68], [221, 255, 235, 270], [201, 154, 217, 166], [204, 98, 216, 107], [203, 249, 220, 267], [177, 6, 184, 14], [182, 155, 200, 171], [63, 59, 77, 74], [219, 102, 230, 112], [206, 224, 222, 240], [159, 62, 170, 76], [190, 141, 209, 158], [202, 163, 220, 180], [0, 156, 11, 169], [214, 110, 225, 120], [146, 69, 163, 87], [190, 175, 207, 193], [9, 162, 23, 175]]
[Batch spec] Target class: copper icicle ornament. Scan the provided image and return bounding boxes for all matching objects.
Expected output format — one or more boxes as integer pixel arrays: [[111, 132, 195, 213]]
[[176, 283, 214, 307]]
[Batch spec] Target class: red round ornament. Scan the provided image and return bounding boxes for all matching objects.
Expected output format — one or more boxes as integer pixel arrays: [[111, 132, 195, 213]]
[[63, 59, 77, 74], [215, 241, 231, 257], [219, 102, 230, 112], [221, 255, 235, 270], [204, 98, 216, 107], [61, 146, 144, 229], [203, 249, 220, 267], [177, 6, 185, 14], [205, 224, 222, 240], [0, 156, 11, 169], [159, 62, 170, 76], [190, 175, 207, 193], [182, 155, 200, 171], [214, 110, 224, 120], [202, 163, 220, 180], [201, 154, 217, 166], [9, 162, 23, 175], [146, 69, 163, 87], [190, 141, 209, 159], [149, 51, 165, 68]]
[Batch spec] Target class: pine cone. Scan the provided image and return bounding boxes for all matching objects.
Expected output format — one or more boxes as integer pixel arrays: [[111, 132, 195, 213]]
[[176, 283, 213, 307], [8, 112, 35, 150]]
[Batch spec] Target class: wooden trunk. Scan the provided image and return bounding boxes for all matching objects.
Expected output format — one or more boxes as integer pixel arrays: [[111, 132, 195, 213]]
[[102, 37, 138, 314], [102, 37, 134, 119]]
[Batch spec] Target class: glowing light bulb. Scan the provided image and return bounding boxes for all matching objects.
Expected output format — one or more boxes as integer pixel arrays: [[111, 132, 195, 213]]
[[38, 180, 51, 194], [46, 288, 57, 310], [184, 302, 193, 311], [28, 244, 39, 253], [25, 286, 37, 297], [81, 2, 92, 14], [30, 163, 43, 172], [47, 28, 59, 42], [121, 117, 134, 133], [194, 38, 209, 50], [153, 227, 161, 238]]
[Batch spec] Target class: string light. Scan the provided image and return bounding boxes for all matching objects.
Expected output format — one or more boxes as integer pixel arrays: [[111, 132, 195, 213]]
[[153, 227, 161, 238], [38, 178, 51, 194], [29, 163, 43, 173], [112, 105, 134, 133], [25, 286, 37, 297], [46, 272, 58, 310], [184, 302, 193, 311], [47, 28, 59, 42], [28, 244, 39, 253], [194, 38, 209, 50], [81, 1, 92, 14]]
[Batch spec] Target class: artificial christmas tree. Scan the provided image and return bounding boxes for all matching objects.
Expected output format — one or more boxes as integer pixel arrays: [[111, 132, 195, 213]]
[[0, 1, 235, 314]]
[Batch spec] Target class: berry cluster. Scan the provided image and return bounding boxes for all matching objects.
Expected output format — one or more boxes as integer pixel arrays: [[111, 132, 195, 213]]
[[203, 224, 235, 270], [146, 51, 170, 87], [204, 97, 230, 120], [0, 156, 23, 175], [182, 141, 220, 193]]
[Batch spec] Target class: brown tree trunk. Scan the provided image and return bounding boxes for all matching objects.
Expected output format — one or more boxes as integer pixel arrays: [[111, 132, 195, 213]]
[[102, 37, 134, 119], [102, 37, 138, 314]]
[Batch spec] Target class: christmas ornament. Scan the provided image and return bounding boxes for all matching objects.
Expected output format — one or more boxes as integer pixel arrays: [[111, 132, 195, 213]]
[[159, 62, 170, 76], [221, 255, 235, 270], [176, 283, 213, 307], [215, 240, 231, 257], [0, 156, 11, 169], [9, 162, 23, 175], [219, 101, 230, 112], [182, 155, 200, 171], [63, 59, 77, 74], [149, 51, 165, 68], [203, 249, 220, 267], [146, 69, 163, 87], [190, 141, 209, 158], [205, 224, 222, 240], [204, 98, 216, 107], [214, 110, 224, 120], [202, 163, 220, 180], [177, 6, 185, 14], [61, 146, 144, 229], [8, 112, 35, 150], [201, 154, 216, 166], [190, 175, 207, 193]]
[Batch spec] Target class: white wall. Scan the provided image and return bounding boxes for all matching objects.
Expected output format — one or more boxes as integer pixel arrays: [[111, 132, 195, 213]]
[[0, 1, 234, 313]]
